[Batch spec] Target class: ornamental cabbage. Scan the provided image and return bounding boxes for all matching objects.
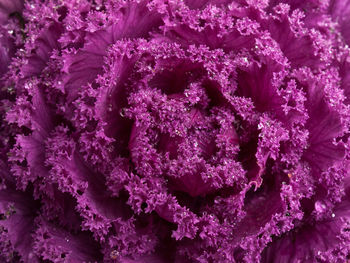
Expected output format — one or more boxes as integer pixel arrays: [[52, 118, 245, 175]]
[[1, 0, 350, 262]]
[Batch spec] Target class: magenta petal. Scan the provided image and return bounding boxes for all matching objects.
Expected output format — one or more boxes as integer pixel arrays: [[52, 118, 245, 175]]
[[303, 95, 345, 172], [265, 7, 328, 67], [0, 0, 23, 24], [63, 42, 105, 101], [0, 169, 39, 262], [63, 1, 162, 101], [237, 62, 284, 113], [329, 0, 350, 45], [33, 218, 102, 263], [262, 199, 350, 263], [22, 22, 63, 78], [0, 28, 14, 77]]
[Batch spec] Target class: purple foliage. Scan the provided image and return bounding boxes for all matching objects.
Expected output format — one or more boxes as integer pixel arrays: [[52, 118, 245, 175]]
[[1, 0, 350, 262]]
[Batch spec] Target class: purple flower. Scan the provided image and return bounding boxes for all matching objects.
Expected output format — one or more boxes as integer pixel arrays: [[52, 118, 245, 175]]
[[1, 0, 350, 262]]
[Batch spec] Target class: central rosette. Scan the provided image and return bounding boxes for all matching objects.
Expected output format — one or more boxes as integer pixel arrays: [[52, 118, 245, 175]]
[[126, 68, 244, 197]]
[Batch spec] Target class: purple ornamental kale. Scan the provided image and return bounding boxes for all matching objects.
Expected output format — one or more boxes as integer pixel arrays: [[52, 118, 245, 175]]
[[1, 0, 350, 262]]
